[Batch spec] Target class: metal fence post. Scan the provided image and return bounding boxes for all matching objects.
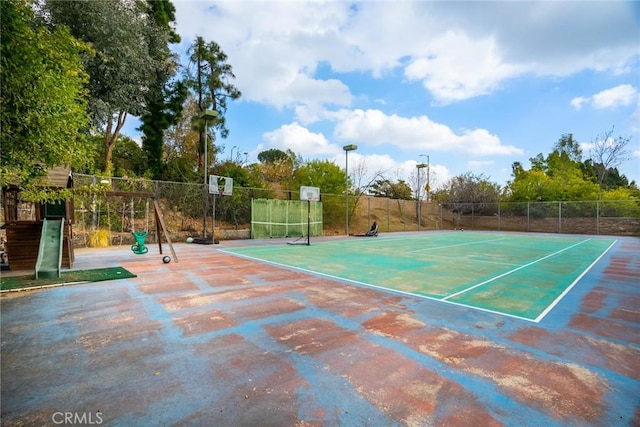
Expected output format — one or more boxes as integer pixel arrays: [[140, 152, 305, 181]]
[[387, 198, 390, 232], [597, 200, 600, 235], [471, 204, 474, 230], [559, 201, 562, 234], [403, 202, 406, 231]]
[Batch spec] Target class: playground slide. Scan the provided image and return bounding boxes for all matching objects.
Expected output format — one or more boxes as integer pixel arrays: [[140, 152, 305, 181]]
[[35, 218, 65, 279]]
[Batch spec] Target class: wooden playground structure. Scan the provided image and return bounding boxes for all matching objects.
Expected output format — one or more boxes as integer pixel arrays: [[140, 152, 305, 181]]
[[1, 168, 178, 273]]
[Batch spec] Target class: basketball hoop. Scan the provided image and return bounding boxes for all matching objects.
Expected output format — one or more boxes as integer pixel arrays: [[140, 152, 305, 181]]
[[289, 186, 321, 246], [300, 186, 320, 202], [209, 175, 233, 196]]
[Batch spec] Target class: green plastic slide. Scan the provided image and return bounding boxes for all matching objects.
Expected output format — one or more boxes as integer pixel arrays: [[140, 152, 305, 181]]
[[35, 218, 64, 279]]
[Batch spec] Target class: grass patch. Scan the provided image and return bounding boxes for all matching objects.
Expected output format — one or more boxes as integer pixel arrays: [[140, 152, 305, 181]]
[[1, 267, 137, 291]]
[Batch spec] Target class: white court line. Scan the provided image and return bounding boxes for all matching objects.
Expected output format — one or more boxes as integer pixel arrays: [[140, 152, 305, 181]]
[[220, 249, 539, 322], [408, 237, 508, 253], [534, 239, 617, 323], [442, 238, 592, 301], [424, 252, 520, 267]]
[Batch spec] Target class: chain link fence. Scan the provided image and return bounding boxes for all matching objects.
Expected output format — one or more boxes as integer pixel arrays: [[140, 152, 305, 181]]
[[60, 175, 640, 247]]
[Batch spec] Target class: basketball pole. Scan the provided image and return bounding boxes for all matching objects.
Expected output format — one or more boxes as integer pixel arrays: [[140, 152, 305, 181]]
[[307, 199, 311, 246], [212, 193, 216, 241], [298, 186, 319, 246]]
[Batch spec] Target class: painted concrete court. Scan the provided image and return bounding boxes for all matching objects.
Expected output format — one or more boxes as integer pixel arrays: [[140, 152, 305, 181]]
[[1, 232, 639, 426], [222, 232, 618, 322]]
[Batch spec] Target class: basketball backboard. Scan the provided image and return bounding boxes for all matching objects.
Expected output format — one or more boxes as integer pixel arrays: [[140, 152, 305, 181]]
[[300, 186, 320, 201], [209, 176, 233, 195]]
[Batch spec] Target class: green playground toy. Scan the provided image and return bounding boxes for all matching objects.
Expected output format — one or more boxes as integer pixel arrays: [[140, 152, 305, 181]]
[[131, 231, 149, 255]]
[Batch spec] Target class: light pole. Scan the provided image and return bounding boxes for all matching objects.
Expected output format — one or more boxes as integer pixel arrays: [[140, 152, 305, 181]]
[[199, 109, 217, 239], [416, 162, 428, 230], [343, 144, 357, 235], [420, 154, 430, 202]]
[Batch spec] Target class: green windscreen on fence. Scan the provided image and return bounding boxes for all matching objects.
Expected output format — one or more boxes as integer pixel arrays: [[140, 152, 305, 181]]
[[251, 199, 323, 239]]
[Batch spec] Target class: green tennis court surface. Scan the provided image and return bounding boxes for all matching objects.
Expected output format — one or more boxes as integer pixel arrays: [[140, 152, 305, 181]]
[[222, 232, 617, 322]]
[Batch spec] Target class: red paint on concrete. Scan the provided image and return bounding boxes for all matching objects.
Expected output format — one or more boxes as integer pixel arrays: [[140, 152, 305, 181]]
[[137, 273, 199, 294], [610, 302, 640, 324], [266, 317, 501, 426], [156, 283, 308, 312], [225, 297, 305, 322], [364, 311, 609, 424], [190, 334, 316, 426], [173, 310, 235, 336], [2, 238, 638, 425], [510, 327, 640, 381], [569, 313, 640, 345], [260, 270, 313, 283], [579, 291, 608, 313], [304, 281, 404, 318]]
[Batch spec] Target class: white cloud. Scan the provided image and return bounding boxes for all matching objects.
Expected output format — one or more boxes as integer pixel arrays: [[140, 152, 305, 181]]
[[174, 1, 639, 108], [261, 122, 337, 157], [175, 1, 355, 109], [322, 153, 451, 192], [333, 109, 522, 156], [570, 96, 587, 110], [396, 162, 451, 191], [592, 84, 638, 109], [442, 2, 639, 77], [404, 31, 524, 104], [570, 84, 639, 116], [337, 153, 399, 179], [294, 105, 323, 126]]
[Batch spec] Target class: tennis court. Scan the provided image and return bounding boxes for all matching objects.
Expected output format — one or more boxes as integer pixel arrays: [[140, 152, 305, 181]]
[[2, 232, 638, 425], [222, 231, 617, 322]]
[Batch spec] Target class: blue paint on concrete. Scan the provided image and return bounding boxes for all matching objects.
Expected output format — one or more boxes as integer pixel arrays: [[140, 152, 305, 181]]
[[3, 237, 638, 425]]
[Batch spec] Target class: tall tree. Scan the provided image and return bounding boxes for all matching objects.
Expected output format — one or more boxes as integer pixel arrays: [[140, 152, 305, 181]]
[[436, 172, 501, 214], [292, 160, 346, 226], [138, 0, 187, 180], [163, 96, 201, 182], [258, 149, 290, 163], [293, 160, 346, 195], [185, 37, 242, 174], [587, 127, 632, 198], [506, 134, 601, 201], [369, 179, 413, 200], [553, 133, 583, 163], [256, 149, 301, 188], [42, 0, 164, 175], [88, 135, 147, 177], [1, 0, 90, 197]]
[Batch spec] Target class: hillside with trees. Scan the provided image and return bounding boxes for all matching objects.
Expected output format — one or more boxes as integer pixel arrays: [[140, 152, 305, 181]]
[[504, 133, 637, 202]]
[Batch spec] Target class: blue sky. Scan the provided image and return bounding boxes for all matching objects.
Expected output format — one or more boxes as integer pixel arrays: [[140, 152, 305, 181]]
[[123, 1, 640, 191]]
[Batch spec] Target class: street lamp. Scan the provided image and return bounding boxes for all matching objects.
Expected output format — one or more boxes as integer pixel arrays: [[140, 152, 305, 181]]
[[199, 109, 217, 238], [343, 144, 358, 235], [419, 154, 430, 202], [416, 162, 428, 230]]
